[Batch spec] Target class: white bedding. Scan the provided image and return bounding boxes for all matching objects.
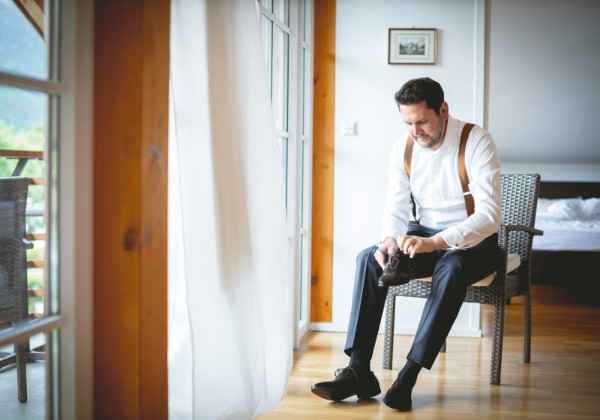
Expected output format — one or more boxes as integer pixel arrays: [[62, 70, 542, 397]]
[[532, 197, 600, 251]]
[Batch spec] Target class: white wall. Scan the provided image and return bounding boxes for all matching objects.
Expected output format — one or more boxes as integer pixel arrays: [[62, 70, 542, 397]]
[[488, 0, 600, 180], [313, 0, 600, 337]]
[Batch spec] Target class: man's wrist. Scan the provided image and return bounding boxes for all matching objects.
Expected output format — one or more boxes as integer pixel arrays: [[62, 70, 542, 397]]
[[432, 234, 450, 249]]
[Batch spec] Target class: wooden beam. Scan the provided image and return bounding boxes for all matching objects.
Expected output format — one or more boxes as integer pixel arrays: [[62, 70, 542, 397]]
[[0, 149, 43, 159], [93, 0, 169, 418], [12, 0, 44, 38], [311, 0, 336, 323]]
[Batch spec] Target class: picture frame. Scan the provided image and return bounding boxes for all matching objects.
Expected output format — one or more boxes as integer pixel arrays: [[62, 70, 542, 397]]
[[388, 28, 437, 65]]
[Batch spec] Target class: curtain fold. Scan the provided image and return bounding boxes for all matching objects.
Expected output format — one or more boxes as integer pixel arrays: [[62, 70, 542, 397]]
[[168, 0, 293, 418]]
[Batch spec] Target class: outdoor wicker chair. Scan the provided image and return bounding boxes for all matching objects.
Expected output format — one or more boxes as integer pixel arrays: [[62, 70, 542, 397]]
[[0, 176, 32, 402], [383, 173, 543, 385]]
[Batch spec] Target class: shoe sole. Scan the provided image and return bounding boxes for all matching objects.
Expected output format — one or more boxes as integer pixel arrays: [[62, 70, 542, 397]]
[[311, 386, 381, 401], [357, 388, 381, 399], [383, 395, 412, 410], [378, 278, 410, 287], [310, 386, 355, 401]]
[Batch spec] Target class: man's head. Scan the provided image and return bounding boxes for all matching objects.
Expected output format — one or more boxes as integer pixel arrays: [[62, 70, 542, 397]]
[[394, 77, 445, 114], [394, 77, 448, 151]]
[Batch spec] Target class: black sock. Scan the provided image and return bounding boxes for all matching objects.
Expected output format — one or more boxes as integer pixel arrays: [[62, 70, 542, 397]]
[[395, 359, 421, 389], [349, 349, 371, 375]]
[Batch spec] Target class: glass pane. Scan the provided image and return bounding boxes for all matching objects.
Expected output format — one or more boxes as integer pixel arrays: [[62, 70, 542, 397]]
[[0, 2, 58, 417], [302, 0, 307, 42], [272, 27, 289, 132], [280, 136, 289, 205], [0, 86, 48, 319], [299, 139, 306, 321], [260, 0, 272, 12], [300, 139, 305, 228], [0, 332, 48, 417], [261, 15, 273, 97], [0, 85, 58, 420], [299, 234, 304, 321], [0, 0, 48, 80], [0, 84, 50, 327], [273, 0, 289, 25], [301, 48, 306, 137]]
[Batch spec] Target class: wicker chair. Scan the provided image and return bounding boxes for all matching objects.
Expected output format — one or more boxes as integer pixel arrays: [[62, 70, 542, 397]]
[[0, 177, 32, 402], [383, 173, 543, 385]]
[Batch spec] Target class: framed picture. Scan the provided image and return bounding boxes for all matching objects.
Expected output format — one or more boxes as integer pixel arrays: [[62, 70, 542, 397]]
[[388, 28, 437, 64]]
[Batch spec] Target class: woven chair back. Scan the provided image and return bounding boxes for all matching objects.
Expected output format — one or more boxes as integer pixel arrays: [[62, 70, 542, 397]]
[[500, 174, 541, 262]]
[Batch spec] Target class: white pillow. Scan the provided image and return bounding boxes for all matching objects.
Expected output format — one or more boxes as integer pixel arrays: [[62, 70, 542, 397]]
[[545, 198, 582, 221], [580, 197, 600, 220], [538, 197, 600, 221]]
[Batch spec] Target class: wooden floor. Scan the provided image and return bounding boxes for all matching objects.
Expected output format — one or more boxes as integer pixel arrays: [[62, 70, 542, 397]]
[[259, 285, 600, 419]]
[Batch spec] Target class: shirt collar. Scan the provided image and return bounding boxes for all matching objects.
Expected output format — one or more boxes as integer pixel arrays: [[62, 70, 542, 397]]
[[439, 115, 458, 151], [416, 114, 458, 154]]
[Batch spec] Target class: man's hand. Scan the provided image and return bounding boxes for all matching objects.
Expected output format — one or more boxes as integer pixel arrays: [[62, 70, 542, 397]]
[[375, 237, 399, 269], [397, 234, 447, 258]]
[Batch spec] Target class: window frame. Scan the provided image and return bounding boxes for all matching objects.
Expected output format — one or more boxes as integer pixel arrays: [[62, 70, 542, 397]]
[[258, 0, 313, 348]]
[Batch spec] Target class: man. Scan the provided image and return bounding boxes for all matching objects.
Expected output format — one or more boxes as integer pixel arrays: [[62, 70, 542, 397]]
[[310, 77, 502, 410]]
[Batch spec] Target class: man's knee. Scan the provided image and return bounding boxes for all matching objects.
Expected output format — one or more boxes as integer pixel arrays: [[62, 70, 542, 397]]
[[432, 253, 469, 289], [356, 246, 376, 265], [355, 246, 383, 285]]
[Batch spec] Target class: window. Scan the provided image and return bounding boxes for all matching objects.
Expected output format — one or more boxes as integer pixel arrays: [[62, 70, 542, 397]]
[[258, 0, 313, 347], [0, 1, 92, 417]]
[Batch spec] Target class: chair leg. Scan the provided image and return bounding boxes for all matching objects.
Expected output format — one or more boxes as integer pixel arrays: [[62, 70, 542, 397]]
[[490, 299, 505, 385], [15, 341, 28, 403], [524, 292, 531, 363], [383, 292, 396, 370], [440, 340, 446, 353]]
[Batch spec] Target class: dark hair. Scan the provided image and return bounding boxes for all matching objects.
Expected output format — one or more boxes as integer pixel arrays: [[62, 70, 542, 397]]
[[394, 77, 444, 115]]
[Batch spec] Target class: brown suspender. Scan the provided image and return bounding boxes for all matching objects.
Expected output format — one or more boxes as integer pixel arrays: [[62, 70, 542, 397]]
[[458, 123, 475, 216], [403, 136, 414, 179], [403, 136, 417, 220], [403, 123, 475, 217]]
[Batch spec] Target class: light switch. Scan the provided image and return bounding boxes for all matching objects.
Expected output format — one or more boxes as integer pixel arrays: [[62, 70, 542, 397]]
[[341, 121, 357, 136]]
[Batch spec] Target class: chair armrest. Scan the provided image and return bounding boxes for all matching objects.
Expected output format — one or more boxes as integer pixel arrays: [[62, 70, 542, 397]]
[[497, 224, 544, 256], [23, 239, 34, 250], [504, 224, 544, 236]]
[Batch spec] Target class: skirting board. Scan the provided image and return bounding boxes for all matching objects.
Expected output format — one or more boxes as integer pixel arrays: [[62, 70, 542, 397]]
[[309, 322, 482, 339]]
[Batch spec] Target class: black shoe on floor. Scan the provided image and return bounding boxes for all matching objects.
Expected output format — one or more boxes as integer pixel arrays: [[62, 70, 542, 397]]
[[378, 252, 412, 287], [311, 367, 381, 401], [382, 380, 413, 410]]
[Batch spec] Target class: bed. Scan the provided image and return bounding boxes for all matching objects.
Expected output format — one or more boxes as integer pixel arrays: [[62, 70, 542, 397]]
[[531, 181, 600, 305]]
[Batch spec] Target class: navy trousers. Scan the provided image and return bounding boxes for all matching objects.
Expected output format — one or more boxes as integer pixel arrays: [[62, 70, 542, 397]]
[[344, 223, 499, 370]]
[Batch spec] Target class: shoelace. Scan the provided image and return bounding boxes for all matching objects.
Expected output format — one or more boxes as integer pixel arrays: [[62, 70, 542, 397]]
[[387, 253, 401, 269], [384, 253, 415, 280], [334, 367, 358, 381]]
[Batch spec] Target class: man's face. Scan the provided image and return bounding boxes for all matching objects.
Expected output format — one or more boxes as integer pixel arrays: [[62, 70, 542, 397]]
[[399, 101, 448, 151]]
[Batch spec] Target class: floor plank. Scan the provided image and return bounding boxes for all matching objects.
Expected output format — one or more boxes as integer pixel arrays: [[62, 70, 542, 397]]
[[259, 285, 600, 419]]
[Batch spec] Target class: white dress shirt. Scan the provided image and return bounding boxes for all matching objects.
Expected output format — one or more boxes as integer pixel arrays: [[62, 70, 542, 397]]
[[380, 115, 502, 249]]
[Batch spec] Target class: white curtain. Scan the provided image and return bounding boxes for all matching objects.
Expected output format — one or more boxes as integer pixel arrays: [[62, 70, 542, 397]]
[[168, 1, 293, 418]]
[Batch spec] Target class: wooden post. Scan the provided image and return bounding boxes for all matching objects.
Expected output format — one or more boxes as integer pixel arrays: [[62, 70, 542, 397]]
[[93, 0, 169, 418], [311, 0, 336, 323]]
